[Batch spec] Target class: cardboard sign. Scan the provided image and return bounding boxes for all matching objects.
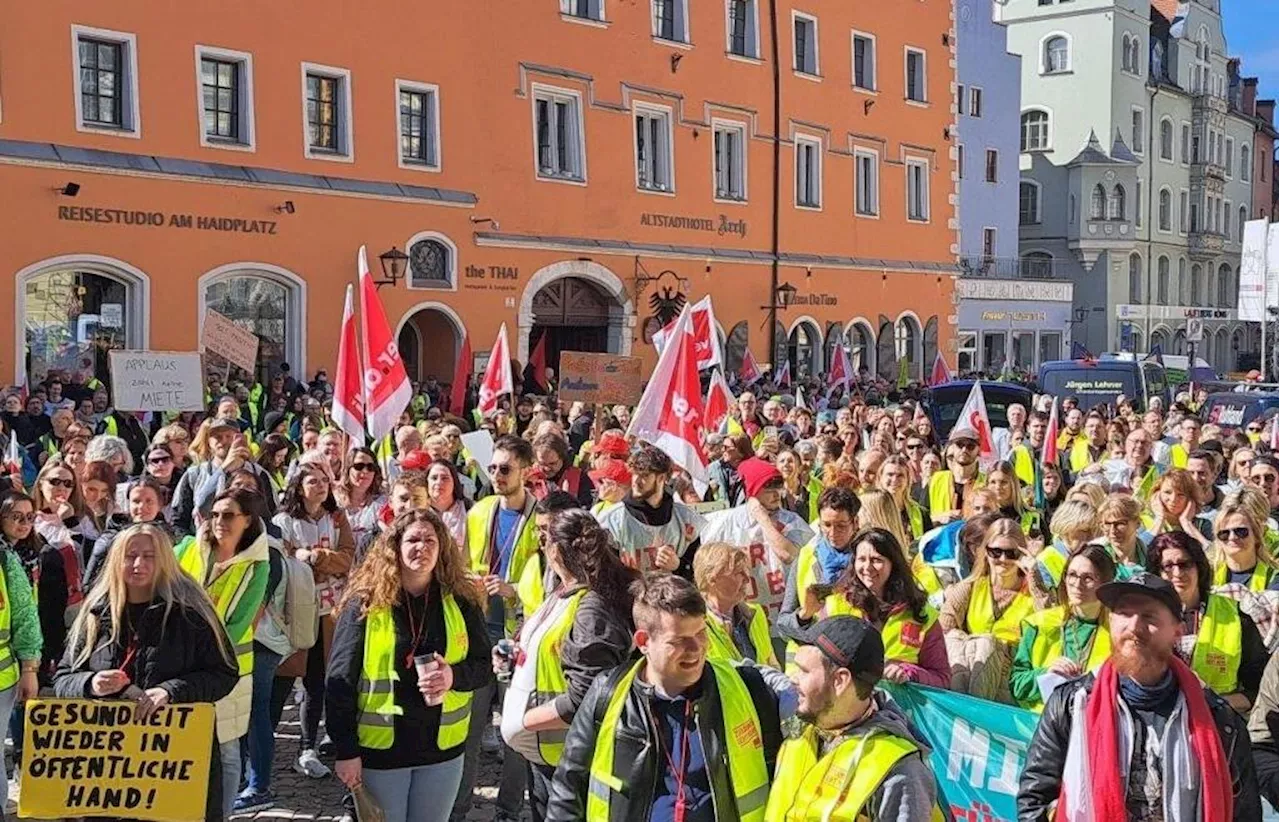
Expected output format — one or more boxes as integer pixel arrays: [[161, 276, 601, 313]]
[[200, 309, 259, 373], [109, 351, 206, 412], [558, 352, 644, 404], [20, 699, 215, 822]]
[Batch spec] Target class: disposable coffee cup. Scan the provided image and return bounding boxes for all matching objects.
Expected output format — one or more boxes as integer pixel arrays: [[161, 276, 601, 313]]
[[414, 653, 444, 706]]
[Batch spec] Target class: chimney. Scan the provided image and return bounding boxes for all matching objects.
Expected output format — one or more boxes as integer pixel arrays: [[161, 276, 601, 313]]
[[1242, 77, 1259, 117], [1257, 99, 1276, 128]]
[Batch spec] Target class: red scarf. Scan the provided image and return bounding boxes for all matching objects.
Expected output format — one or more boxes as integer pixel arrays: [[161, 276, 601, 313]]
[[1057, 657, 1232, 821]]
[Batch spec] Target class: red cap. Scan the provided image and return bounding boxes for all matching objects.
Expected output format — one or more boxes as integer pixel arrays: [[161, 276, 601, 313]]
[[399, 449, 431, 471], [589, 459, 632, 486], [737, 457, 782, 499], [592, 431, 630, 458]]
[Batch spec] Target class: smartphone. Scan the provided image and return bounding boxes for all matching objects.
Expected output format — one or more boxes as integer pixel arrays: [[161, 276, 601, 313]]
[[763, 426, 780, 439]]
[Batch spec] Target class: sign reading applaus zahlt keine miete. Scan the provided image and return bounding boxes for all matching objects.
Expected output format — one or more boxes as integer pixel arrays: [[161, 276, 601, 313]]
[[108, 351, 206, 412]]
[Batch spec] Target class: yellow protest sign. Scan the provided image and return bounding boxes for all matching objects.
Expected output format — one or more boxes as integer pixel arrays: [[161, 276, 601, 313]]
[[19, 699, 214, 822]]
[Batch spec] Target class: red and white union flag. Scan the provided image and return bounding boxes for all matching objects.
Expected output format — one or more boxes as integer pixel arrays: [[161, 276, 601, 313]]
[[331, 283, 366, 446], [630, 306, 709, 493], [357, 246, 412, 441], [477, 323, 514, 417]]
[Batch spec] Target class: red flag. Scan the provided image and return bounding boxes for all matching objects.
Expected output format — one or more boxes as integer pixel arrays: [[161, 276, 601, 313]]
[[956, 381, 996, 467], [1042, 397, 1060, 467], [3, 430, 21, 480], [331, 284, 366, 446], [528, 332, 549, 392], [358, 246, 412, 441], [929, 350, 952, 386], [740, 347, 763, 385], [477, 324, 514, 417], [630, 306, 708, 492], [653, 296, 722, 370], [827, 334, 854, 388], [705, 367, 734, 432], [450, 332, 472, 416], [775, 358, 791, 388]]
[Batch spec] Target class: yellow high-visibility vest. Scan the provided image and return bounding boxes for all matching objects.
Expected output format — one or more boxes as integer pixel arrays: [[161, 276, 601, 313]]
[[529, 590, 585, 766], [1191, 594, 1243, 695], [965, 577, 1033, 644], [927, 470, 985, 523], [1019, 608, 1111, 711], [1212, 560, 1275, 593], [356, 594, 472, 750], [824, 600, 938, 666], [587, 659, 769, 822], [706, 602, 779, 669], [175, 538, 255, 676], [0, 570, 17, 691], [465, 495, 544, 635], [764, 726, 943, 822]]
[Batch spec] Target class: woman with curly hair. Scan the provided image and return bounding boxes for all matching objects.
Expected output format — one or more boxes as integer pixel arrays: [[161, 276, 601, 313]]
[[325, 510, 491, 822], [501, 508, 637, 820]]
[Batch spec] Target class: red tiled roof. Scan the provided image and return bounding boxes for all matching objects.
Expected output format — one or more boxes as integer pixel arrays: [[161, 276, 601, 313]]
[[1151, 0, 1178, 23]]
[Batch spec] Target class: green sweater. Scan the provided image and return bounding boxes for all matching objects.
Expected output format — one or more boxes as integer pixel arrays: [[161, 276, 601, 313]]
[[1009, 615, 1101, 709], [1, 549, 43, 664]]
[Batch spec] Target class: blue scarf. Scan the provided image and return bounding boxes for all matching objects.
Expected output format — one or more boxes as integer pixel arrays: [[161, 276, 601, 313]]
[[816, 536, 853, 584], [1119, 669, 1178, 714]]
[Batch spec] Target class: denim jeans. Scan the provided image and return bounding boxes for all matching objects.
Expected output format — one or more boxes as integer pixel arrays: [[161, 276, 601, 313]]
[[242, 646, 284, 795], [220, 738, 242, 818], [363, 756, 464, 822]]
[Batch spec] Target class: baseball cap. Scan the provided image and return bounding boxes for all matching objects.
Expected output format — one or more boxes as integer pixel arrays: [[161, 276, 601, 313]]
[[592, 431, 630, 458], [589, 458, 632, 486], [797, 616, 884, 685], [207, 417, 239, 434], [948, 425, 980, 444], [1097, 572, 1182, 620]]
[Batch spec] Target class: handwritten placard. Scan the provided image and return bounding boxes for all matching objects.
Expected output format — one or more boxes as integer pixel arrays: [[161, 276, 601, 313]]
[[20, 699, 215, 822], [558, 353, 644, 405], [109, 351, 206, 412], [200, 310, 259, 373]]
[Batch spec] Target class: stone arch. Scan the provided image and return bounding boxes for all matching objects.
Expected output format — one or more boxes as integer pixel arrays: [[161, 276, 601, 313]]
[[198, 262, 308, 379], [394, 301, 466, 384], [518, 260, 634, 362]]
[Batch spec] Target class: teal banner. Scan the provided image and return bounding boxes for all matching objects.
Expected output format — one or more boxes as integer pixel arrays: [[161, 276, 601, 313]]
[[884, 683, 1041, 822]]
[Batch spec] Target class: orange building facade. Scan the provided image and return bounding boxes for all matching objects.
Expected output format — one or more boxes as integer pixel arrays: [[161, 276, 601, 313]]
[[0, 1, 958, 391]]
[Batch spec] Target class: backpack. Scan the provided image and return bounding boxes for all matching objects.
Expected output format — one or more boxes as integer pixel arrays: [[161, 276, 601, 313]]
[[271, 551, 318, 653]]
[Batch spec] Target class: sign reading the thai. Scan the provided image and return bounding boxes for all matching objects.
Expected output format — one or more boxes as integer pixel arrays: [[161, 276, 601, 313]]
[[639, 212, 748, 237], [200, 310, 260, 373], [558, 352, 644, 404], [20, 699, 215, 822], [109, 351, 206, 412]]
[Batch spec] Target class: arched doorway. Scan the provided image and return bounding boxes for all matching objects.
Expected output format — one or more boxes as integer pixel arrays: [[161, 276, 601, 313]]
[[1151, 327, 1170, 355], [724, 321, 749, 376], [518, 261, 632, 364], [17, 255, 149, 387], [1214, 327, 1228, 372], [395, 303, 463, 385], [1173, 329, 1186, 356], [876, 316, 894, 380], [787, 318, 821, 379], [895, 314, 921, 380], [200, 264, 306, 384], [1230, 327, 1244, 371], [847, 319, 875, 377], [823, 323, 843, 376]]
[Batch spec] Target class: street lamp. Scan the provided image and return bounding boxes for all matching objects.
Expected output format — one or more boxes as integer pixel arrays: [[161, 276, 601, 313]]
[[375, 247, 409, 289], [764, 281, 799, 367]]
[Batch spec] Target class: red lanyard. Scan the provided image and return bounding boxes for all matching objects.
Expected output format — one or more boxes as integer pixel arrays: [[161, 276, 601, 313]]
[[403, 595, 427, 670], [652, 700, 694, 822]]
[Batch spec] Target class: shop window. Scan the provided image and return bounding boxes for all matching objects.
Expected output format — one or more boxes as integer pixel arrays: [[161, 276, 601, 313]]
[[203, 269, 304, 383], [981, 332, 1006, 373], [1039, 332, 1062, 366]]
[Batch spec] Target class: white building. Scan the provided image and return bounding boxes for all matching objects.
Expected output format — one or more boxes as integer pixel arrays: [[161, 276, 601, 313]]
[[998, 0, 1263, 373]]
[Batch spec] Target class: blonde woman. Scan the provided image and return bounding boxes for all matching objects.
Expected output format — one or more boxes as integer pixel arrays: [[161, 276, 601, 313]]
[[877, 455, 929, 541], [857, 489, 913, 561], [1211, 491, 1277, 592], [1096, 493, 1147, 577], [326, 510, 491, 822], [54, 524, 238, 822], [1034, 499, 1103, 588], [1064, 481, 1107, 511], [985, 460, 1041, 538], [694, 542, 778, 668], [152, 423, 193, 468], [1143, 469, 1202, 536], [939, 518, 1051, 702]]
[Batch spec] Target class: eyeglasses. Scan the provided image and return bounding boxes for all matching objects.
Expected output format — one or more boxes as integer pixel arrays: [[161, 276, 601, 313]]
[[986, 546, 1022, 561], [147, 455, 172, 465], [1161, 559, 1195, 573], [3, 513, 35, 524], [1246, 426, 1263, 433], [1216, 527, 1252, 541], [351, 462, 377, 473], [44, 478, 73, 489], [956, 441, 978, 451], [1250, 473, 1278, 486], [489, 463, 514, 476], [1065, 571, 1100, 587]]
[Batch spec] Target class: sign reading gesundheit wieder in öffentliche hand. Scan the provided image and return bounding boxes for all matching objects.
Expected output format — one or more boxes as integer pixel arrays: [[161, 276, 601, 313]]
[[108, 351, 206, 412], [558, 352, 644, 405]]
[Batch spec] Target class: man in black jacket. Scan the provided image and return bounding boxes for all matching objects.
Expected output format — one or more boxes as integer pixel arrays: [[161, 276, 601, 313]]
[[1017, 573, 1261, 822], [546, 574, 790, 822]]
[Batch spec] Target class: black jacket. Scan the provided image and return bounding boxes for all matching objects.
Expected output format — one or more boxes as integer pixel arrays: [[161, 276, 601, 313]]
[[53, 597, 238, 822], [1017, 672, 1262, 822], [546, 661, 782, 822]]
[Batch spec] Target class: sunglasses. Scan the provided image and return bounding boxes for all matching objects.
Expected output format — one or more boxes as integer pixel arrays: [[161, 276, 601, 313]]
[[210, 511, 245, 521], [1216, 527, 1252, 541], [906, 442, 925, 451], [986, 546, 1021, 561], [1251, 474, 1278, 486], [351, 462, 377, 473], [148, 455, 173, 465], [44, 478, 74, 489], [956, 441, 978, 451], [1161, 559, 1195, 573], [489, 464, 514, 476]]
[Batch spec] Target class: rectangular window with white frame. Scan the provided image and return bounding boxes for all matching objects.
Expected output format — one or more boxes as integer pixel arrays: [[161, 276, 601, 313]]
[[1224, 136, 1234, 178], [562, 0, 604, 22], [533, 86, 585, 182], [904, 48, 926, 103], [713, 121, 746, 201], [302, 63, 353, 160], [635, 104, 674, 193], [1135, 179, 1142, 228], [984, 149, 998, 183], [851, 31, 875, 91], [854, 148, 879, 216], [906, 157, 929, 221], [196, 46, 254, 150], [726, 0, 759, 58], [1130, 107, 1144, 154], [1180, 122, 1190, 164], [652, 0, 689, 43], [794, 135, 822, 209], [793, 12, 819, 76], [73, 26, 140, 136], [1179, 189, 1188, 233], [396, 80, 440, 170], [970, 87, 983, 118]]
